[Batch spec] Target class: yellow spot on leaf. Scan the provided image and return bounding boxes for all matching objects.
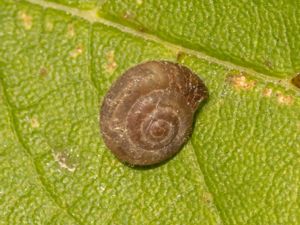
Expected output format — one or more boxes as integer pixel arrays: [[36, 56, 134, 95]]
[[227, 74, 256, 90], [124, 11, 133, 19], [19, 11, 32, 30], [70, 45, 83, 58], [67, 24, 75, 38], [136, 0, 143, 5], [276, 92, 294, 105], [104, 50, 117, 73], [263, 88, 272, 97], [53, 151, 76, 172], [30, 117, 40, 128]]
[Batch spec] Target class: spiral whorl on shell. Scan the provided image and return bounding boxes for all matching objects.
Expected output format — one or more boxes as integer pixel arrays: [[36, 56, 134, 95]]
[[100, 61, 208, 166]]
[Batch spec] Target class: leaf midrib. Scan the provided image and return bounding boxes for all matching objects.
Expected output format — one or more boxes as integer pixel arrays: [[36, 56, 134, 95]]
[[26, 0, 299, 94]]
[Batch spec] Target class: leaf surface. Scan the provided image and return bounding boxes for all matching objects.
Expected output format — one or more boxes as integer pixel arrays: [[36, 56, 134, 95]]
[[0, 0, 299, 224]]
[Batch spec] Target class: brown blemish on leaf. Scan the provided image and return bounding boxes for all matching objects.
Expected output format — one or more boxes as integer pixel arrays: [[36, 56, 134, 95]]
[[104, 50, 117, 73], [53, 151, 76, 172], [202, 192, 213, 204], [291, 73, 300, 89], [39, 67, 48, 78], [138, 26, 148, 33], [70, 45, 83, 58], [277, 79, 283, 84], [67, 23, 75, 38], [19, 11, 32, 30], [276, 91, 294, 105], [176, 51, 186, 62], [227, 74, 256, 90], [264, 60, 273, 69], [262, 88, 272, 97]]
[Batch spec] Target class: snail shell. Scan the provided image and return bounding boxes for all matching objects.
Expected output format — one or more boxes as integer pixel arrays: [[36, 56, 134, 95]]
[[100, 61, 208, 166]]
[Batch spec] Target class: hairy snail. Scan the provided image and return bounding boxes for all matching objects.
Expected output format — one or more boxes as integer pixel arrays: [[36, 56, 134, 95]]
[[100, 61, 208, 166]]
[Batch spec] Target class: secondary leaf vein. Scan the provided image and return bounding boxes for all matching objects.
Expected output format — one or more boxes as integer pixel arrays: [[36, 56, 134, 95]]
[[188, 142, 225, 225], [0, 78, 82, 225]]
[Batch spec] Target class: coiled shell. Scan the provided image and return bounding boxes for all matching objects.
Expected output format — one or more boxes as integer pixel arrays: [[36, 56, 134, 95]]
[[100, 61, 208, 166]]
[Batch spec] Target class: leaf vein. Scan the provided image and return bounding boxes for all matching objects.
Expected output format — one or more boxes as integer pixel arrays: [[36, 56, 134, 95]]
[[0, 78, 83, 225], [25, 0, 300, 94], [189, 142, 225, 225]]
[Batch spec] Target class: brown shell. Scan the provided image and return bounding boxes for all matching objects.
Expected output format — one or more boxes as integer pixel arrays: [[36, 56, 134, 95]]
[[100, 61, 208, 166]]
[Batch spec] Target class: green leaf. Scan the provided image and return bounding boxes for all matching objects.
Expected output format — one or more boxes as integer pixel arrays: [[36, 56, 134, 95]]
[[0, 0, 299, 224]]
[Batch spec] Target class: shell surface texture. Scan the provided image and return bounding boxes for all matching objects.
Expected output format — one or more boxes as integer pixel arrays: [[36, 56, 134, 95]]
[[100, 61, 208, 166]]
